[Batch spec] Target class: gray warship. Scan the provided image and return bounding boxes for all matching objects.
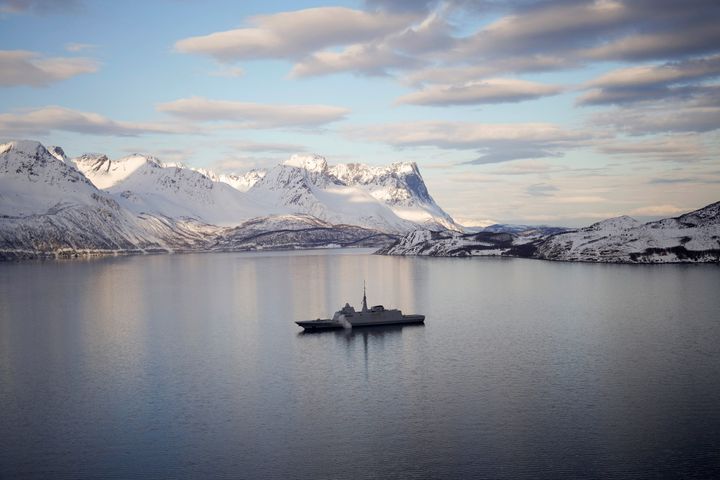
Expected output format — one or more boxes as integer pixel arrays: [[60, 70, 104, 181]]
[[295, 285, 425, 331]]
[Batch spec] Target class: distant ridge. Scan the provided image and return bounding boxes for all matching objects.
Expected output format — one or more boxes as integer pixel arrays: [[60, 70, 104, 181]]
[[378, 201, 720, 264]]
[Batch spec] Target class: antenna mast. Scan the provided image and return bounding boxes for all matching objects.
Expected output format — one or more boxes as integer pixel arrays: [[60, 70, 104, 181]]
[[362, 280, 368, 312]]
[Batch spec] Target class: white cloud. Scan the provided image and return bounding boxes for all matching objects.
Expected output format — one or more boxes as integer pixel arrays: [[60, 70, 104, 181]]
[[349, 120, 588, 148], [581, 22, 720, 61], [0, 106, 190, 136], [578, 55, 720, 105], [592, 95, 720, 134], [348, 120, 592, 164], [596, 134, 714, 161], [237, 142, 305, 153], [0, 50, 98, 87], [156, 97, 349, 128], [588, 55, 720, 89], [402, 56, 575, 86], [291, 43, 420, 78], [396, 78, 563, 106], [174, 7, 415, 62]]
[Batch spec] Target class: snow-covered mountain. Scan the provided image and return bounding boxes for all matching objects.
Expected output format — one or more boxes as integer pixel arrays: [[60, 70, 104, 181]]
[[377, 229, 519, 257], [69, 150, 456, 233], [0, 140, 213, 258], [379, 202, 720, 263], [193, 167, 266, 192], [244, 154, 460, 233], [3, 140, 436, 259], [72, 152, 278, 226], [534, 203, 720, 263], [210, 214, 397, 251]]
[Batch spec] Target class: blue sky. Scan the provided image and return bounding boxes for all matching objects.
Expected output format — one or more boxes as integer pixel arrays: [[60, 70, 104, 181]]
[[1, 0, 719, 226]]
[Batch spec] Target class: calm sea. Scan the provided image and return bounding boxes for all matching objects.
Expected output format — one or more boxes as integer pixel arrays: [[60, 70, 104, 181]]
[[1, 250, 719, 479]]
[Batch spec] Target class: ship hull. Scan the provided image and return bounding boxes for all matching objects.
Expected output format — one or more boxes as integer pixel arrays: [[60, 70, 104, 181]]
[[296, 314, 425, 330], [295, 319, 344, 330]]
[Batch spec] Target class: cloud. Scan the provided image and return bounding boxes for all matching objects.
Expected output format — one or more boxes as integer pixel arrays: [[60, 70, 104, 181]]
[[0, 0, 81, 14], [397, 78, 563, 106], [527, 183, 559, 196], [171, 1, 720, 83], [649, 177, 720, 185], [0, 106, 190, 136], [364, 0, 534, 14], [581, 21, 720, 62], [291, 43, 421, 78], [578, 55, 720, 105], [350, 121, 586, 148], [458, 0, 720, 62], [457, 0, 632, 58], [402, 56, 576, 86], [0, 50, 99, 87], [484, 161, 568, 175], [174, 7, 415, 62], [208, 156, 283, 173], [597, 134, 714, 161], [364, 0, 438, 13], [348, 120, 591, 164], [291, 10, 453, 77], [588, 55, 720, 90], [592, 90, 720, 135], [156, 97, 349, 128], [227, 140, 307, 153], [469, 148, 564, 164]]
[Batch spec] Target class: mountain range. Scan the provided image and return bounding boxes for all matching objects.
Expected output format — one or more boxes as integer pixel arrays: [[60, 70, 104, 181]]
[[0, 140, 453, 259], [2, 139, 718, 263]]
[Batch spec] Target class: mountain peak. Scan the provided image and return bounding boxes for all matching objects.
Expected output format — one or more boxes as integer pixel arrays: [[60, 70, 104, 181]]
[[120, 153, 163, 168], [391, 161, 419, 175], [283, 154, 327, 173], [588, 215, 641, 231], [0, 140, 48, 157]]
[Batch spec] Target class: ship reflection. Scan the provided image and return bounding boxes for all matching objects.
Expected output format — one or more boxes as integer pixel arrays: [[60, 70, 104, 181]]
[[297, 323, 424, 337], [298, 323, 425, 379]]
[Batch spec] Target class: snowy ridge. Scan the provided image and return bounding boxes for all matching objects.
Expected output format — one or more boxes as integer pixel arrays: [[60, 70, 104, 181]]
[[378, 229, 521, 257], [193, 167, 266, 192], [245, 154, 460, 233], [381, 202, 720, 263], [211, 214, 396, 251], [535, 203, 720, 263], [70, 149, 455, 233], [1, 140, 97, 217], [72, 153, 280, 226]]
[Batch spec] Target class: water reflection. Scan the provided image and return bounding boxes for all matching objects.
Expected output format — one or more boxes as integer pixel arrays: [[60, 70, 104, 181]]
[[1, 252, 719, 480]]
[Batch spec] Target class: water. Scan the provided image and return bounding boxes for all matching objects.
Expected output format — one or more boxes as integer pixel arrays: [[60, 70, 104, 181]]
[[1, 250, 719, 479]]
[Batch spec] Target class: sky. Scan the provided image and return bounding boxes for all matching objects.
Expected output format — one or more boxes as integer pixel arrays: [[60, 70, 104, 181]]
[[1, 0, 719, 227]]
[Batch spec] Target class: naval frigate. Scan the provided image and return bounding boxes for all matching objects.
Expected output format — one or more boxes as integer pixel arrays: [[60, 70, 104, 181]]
[[295, 285, 425, 331]]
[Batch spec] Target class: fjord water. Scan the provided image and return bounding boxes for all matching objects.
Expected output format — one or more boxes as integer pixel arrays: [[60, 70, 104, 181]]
[[1, 251, 719, 479]]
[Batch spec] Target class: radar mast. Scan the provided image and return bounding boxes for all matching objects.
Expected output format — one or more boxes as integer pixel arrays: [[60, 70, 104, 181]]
[[362, 281, 368, 312]]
